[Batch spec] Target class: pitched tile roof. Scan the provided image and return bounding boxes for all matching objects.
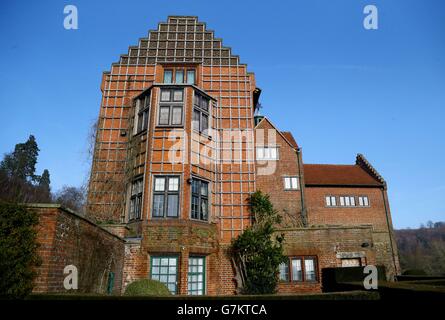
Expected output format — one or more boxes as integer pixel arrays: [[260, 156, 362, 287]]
[[281, 131, 299, 149], [303, 164, 383, 187]]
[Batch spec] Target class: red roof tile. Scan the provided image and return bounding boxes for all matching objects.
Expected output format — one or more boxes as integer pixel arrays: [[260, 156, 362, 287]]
[[303, 164, 383, 187]]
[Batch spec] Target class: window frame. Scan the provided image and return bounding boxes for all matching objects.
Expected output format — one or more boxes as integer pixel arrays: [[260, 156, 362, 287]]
[[129, 176, 143, 221], [325, 195, 337, 207], [358, 196, 370, 207], [187, 256, 206, 295], [192, 92, 210, 135], [163, 68, 196, 84], [190, 178, 209, 221], [150, 255, 178, 294], [283, 176, 299, 190], [339, 196, 356, 207], [279, 256, 319, 283], [256, 146, 279, 160], [157, 88, 184, 127], [152, 175, 180, 218]]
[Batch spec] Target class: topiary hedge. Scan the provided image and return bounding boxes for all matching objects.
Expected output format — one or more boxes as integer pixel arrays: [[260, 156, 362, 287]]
[[124, 279, 171, 296], [0, 202, 41, 299]]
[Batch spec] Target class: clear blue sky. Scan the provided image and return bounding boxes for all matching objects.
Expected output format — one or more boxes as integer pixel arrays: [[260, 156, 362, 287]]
[[0, 0, 444, 228]]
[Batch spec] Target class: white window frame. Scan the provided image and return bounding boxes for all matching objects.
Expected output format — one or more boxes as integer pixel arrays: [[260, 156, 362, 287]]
[[256, 147, 279, 160]]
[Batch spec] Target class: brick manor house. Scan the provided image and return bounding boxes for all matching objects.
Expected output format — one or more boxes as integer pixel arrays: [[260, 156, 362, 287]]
[[31, 16, 400, 295]]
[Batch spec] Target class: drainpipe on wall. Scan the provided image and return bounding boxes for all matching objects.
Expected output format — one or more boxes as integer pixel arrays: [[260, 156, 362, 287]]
[[296, 147, 308, 227]]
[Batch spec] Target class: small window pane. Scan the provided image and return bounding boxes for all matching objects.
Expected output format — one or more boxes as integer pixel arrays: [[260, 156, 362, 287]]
[[345, 197, 350, 206], [359, 197, 364, 206], [270, 148, 277, 159], [167, 194, 178, 217], [364, 197, 369, 206], [340, 197, 345, 206], [350, 197, 355, 206], [291, 259, 302, 281], [291, 177, 298, 189], [305, 259, 316, 281], [171, 107, 182, 125], [201, 97, 209, 111], [279, 262, 289, 281], [175, 70, 184, 84], [173, 90, 183, 101], [200, 199, 208, 220], [168, 177, 179, 191], [257, 148, 264, 159], [154, 178, 165, 191], [193, 110, 200, 131], [161, 90, 171, 101], [163, 70, 173, 83], [284, 178, 291, 189], [326, 196, 331, 206], [200, 182, 208, 196], [159, 107, 170, 125], [187, 70, 195, 84], [153, 195, 164, 217], [201, 114, 208, 132]]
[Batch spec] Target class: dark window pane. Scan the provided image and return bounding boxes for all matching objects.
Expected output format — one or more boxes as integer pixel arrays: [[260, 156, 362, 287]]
[[171, 107, 182, 125], [201, 98, 209, 111], [200, 182, 208, 196], [163, 70, 173, 83], [159, 107, 170, 125], [167, 194, 179, 217], [201, 114, 208, 133], [194, 93, 200, 107], [200, 199, 208, 220], [153, 194, 164, 217], [191, 195, 199, 219], [193, 110, 200, 131]]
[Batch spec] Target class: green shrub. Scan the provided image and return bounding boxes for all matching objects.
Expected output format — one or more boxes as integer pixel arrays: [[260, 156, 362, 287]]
[[0, 203, 41, 299], [402, 269, 427, 276], [124, 279, 171, 296], [231, 191, 286, 295]]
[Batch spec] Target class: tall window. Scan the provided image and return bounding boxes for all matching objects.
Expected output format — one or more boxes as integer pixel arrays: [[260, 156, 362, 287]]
[[193, 92, 210, 134], [284, 176, 299, 190], [256, 147, 279, 160], [158, 88, 183, 126], [358, 196, 369, 207], [150, 256, 178, 294], [163, 68, 195, 84], [129, 177, 143, 221], [279, 256, 318, 282], [188, 256, 205, 295], [339, 196, 356, 207], [325, 196, 336, 207], [152, 176, 180, 218], [191, 178, 209, 221], [136, 94, 150, 133]]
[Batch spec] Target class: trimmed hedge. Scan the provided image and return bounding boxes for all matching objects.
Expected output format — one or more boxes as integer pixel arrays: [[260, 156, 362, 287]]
[[124, 279, 171, 296]]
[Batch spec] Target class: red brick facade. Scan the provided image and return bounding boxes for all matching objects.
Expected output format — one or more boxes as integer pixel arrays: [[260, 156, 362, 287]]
[[57, 16, 402, 295]]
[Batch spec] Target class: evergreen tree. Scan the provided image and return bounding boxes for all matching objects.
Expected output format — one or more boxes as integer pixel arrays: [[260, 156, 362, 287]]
[[0, 135, 39, 182]]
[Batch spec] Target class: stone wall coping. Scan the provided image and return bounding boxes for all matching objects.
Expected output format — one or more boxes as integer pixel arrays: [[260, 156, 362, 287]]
[[24, 203, 125, 242], [276, 224, 373, 232]]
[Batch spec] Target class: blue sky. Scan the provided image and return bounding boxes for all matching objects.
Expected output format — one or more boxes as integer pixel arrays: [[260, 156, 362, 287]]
[[0, 0, 444, 228]]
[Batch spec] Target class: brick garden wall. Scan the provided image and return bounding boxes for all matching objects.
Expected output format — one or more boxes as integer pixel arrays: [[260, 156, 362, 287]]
[[30, 204, 124, 294]]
